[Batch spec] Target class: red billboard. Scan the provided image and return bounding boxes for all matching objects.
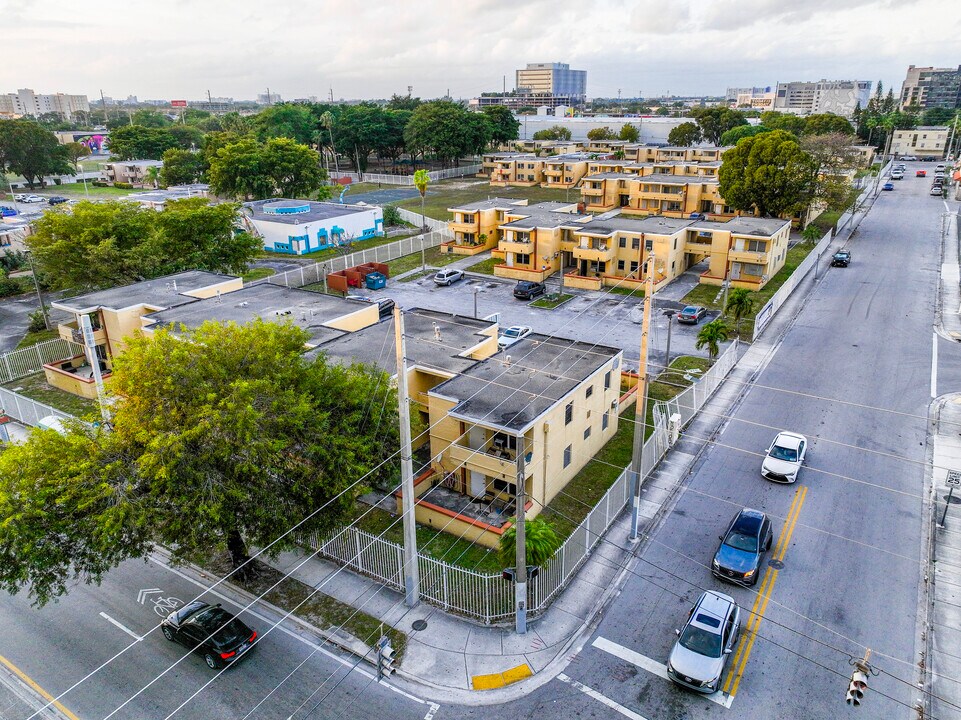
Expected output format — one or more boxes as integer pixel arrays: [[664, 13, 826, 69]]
[[171, 100, 187, 107]]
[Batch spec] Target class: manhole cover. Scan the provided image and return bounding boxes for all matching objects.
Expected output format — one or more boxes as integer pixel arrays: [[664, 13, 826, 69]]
[[412, 619, 428, 631], [768, 559, 785, 570], [945, 493, 961, 505]]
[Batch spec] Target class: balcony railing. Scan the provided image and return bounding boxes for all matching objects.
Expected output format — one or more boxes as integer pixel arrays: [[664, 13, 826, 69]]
[[446, 443, 534, 481], [728, 249, 768, 264], [572, 244, 613, 262]]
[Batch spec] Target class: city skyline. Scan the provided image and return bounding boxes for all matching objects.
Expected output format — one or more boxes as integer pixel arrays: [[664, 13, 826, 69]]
[[3, 0, 959, 102]]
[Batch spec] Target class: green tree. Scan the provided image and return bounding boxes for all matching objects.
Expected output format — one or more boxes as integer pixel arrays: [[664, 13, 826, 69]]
[[333, 104, 392, 172], [586, 126, 617, 141], [718, 130, 819, 218], [531, 125, 572, 141], [720, 124, 770, 145], [799, 132, 865, 210], [144, 165, 161, 189], [921, 107, 957, 126], [254, 103, 318, 146], [63, 141, 92, 172], [724, 288, 754, 333], [261, 137, 327, 199], [759, 111, 807, 135], [387, 94, 422, 111], [655, 107, 670, 116], [667, 122, 702, 146], [481, 106, 521, 146], [107, 125, 178, 160], [208, 138, 270, 199], [619, 123, 640, 142], [159, 148, 207, 186], [413, 169, 429, 231], [499, 516, 561, 568], [403, 101, 490, 164], [168, 124, 205, 150], [695, 319, 730, 359], [690, 107, 748, 145], [0, 120, 72, 188], [131, 109, 173, 127], [803, 114, 854, 136]]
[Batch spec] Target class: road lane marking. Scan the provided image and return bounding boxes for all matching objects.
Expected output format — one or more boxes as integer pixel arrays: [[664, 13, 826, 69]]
[[723, 486, 807, 698], [557, 673, 651, 720], [932, 332, 938, 399], [0, 654, 80, 720], [99, 611, 143, 641], [592, 636, 733, 708]]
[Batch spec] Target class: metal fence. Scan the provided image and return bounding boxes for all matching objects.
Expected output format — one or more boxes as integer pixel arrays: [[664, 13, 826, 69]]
[[0, 338, 84, 384], [263, 230, 452, 290], [306, 339, 741, 624], [0, 386, 73, 426], [333, 165, 483, 186]]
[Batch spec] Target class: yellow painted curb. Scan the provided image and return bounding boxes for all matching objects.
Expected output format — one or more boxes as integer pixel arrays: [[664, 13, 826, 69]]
[[471, 663, 533, 690]]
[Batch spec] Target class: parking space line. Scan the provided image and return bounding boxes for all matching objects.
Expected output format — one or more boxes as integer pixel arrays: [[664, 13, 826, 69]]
[[0, 654, 80, 720], [99, 612, 144, 641], [592, 637, 733, 708], [558, 673, 650, 720]]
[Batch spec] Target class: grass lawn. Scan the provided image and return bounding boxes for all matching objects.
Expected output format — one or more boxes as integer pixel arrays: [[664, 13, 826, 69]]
[[398, 269, 433, 283], [464, 257, 500, 275], [605, 285, 645, 297], [1, 372, 98, 418], [385, 246, 460, 276], [241, 267, 276, 283], [538, 355, 713, 540], [16, 329, 60, 348], [43, 183, 140, 199], [396, 181, 572, 221], [531, 293, 574, 309]]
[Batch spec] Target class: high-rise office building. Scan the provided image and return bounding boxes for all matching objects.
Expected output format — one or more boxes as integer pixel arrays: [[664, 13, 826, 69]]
[[773, 79, 871, 117], [899, 65, 961, 110], [0, 88, 89, 119], [516, 63, 587, 101]]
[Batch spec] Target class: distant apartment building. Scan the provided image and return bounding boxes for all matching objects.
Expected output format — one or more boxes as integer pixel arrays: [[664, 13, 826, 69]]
[[489, 154, 545, 186], [102, 160, 164, 187], [891, 126, 949, 159], [0, 88, 89, 119], [728, 86, 776, 110], [773, 79, 871, 117], [516, 62, 587, 102], [899, 65, 961, 109], [469, 94, 581, 111]]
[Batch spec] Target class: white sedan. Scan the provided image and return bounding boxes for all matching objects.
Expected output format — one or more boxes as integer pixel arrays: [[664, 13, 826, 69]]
[[761, 431, 808, 483], [21, 194, 46, 203], [498, 325, 532, 349]]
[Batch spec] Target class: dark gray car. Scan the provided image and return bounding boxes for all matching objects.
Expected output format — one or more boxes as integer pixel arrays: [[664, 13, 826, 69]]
[[712, 508, 774, 586]]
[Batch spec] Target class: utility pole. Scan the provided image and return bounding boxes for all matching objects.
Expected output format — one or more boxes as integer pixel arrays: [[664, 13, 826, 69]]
[[629, 256, 656, 540], [514, 434, 528, 634], [80, 314, 111, 424], [392, 306, 420, 607], [330, 87, 334, 103], [663, 309, 675, 368], [23, 251, 48, 330]]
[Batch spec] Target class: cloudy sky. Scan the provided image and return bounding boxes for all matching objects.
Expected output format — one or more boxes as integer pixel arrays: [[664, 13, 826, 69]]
[[4, 0, 960, 102]]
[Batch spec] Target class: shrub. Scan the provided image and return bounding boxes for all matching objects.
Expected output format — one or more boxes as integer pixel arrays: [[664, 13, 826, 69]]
[[382, 204, 403, 227], [0, 272, 23, 298], [113, 181, 133, 189], [27, 308, 48, 333], [93, 181, 109, 187]]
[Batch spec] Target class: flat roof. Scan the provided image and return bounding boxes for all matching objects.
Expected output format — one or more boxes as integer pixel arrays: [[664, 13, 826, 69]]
[[141, 284, 373, 345], [54, 270, 236, 313], [576, 215, 696, 235], [243, 199, 372, 225], [449, 197, 528, 212], [584, 172, 638, 180], [691, 217, 790, 236], [501, 202, 587, 229], [633, 173, 719, 185], [308, 308, 496, 376], [432, 334, 621, 432]]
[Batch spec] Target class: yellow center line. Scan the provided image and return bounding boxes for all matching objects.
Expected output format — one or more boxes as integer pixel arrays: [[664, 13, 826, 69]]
[[0, 654, 80, 720], [722, 486, 807, 697]]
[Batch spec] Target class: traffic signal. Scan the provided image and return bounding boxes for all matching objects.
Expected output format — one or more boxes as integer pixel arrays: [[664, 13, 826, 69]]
[[846, 669, 868, 706], [377, 636, 395, 678]]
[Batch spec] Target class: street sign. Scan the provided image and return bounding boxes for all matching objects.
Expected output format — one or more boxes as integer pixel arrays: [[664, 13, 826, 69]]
[[171, 100, 187, 107], [947, 470, 961, 486]]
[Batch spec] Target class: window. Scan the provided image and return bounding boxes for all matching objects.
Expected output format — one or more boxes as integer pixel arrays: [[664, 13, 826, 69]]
[[586, 385, 594, 398], [461, 214, 475, 223], [619, 237, 627, 248], [563, 445, 572, 468], [602, 411, 609, 430], [746, 239, 766, 253], [604, 370, 611, 389], [743, 263, 764, 276], [516, 253, 531, 265], [492, 478, 516, 495], [632, 237, 640, 250], [645, 239, 653, 251], [630, 261, 639, 274], [617, 260, 625, 271], [583, 426, 592, 440], [674, 238, 678, 250], [565, 402, 573, 425]]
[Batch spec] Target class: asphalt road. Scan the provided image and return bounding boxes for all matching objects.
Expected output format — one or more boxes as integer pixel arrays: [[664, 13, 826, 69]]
[[0, 557, 433, 720]]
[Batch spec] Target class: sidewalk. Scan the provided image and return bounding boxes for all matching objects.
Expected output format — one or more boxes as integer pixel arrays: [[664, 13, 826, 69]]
[[937, 210, 961, 340]]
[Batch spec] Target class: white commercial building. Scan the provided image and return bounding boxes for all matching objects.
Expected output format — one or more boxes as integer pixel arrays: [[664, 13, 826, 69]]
[[517, 115, 691, 143], [891, 126, 949, 159], [241, 199, 384, 256], [774, 80, 871, 117], [0, 88, 89, 119]]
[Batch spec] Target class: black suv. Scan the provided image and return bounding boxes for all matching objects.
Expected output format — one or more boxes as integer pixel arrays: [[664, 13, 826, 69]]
[[513, 280, 546, 300], [831, 250, 851, 267], [47, 196, 69, 205], [712, 508, 774, 586]]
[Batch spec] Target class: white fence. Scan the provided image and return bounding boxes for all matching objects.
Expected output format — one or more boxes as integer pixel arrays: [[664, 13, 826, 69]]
[[0, 386, 73, 426], [263, 230, 452, 290], [306, 339, 741, 624], [333, 165, 483, 186], [0, 338, 84, 384]]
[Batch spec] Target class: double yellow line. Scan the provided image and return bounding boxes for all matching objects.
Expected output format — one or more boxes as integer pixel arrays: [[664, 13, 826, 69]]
[[722, 485, 807, 698]]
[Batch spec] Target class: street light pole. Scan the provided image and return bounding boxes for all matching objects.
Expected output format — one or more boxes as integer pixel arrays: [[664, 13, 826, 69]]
[[24, 252, 49, 330], [392, 306, 420, 608], [663, 309, 676, 368], [629, 256, 656, 540], [514, 433, 528, 634]]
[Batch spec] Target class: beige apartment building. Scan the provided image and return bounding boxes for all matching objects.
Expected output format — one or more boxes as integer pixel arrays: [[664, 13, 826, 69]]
[[443, 197, 531, 255], [891, 127, 949, 159], [541, 153, 593, 189], [102, 160, 164, 187], [581, 173, 730, 218], [490, 201, 589, 281], [489, 154, 545, 186]]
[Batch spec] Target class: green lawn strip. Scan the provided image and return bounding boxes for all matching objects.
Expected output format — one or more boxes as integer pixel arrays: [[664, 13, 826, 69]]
[[531, 293, 574, 309], [15, 329, 60, 348], [464, 257, 499, 275], [539, 355, 712, 541], [197, 551, 406, 663], [1, 372, 98, 418], [605, 285, 645, 297], [396, 182, 571, 221], [44, 183, 139, 198], [385, 246, 459, 276], [398, 270, 433, 283], [240, 268, 275, 283]]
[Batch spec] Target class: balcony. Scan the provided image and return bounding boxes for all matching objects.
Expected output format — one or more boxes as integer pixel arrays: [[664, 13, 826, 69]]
[[58, 320, 105, 345], [572, 244, 614, 262], [728, 249, 767, 264], [500, 238, 534, 254], [446, 443, 534, 481], [543, 168, 562, 177], [581, 186, 605, 197]]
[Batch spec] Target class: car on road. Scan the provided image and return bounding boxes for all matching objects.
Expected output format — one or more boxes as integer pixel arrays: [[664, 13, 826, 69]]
[[498, 325, 532, 349], [831, 250, 851, 267], [931, 186, 944, 196], [47, 196, 69, 205], [901, 155, 917, 161], [882, 182, 894, 191], [433, 268, 465, 286], [890, 170, 903, 180], [936, 164, 946, 172], [513, 280, 546, 300], [761, 431, 808, 483], [372, 297, 395, 318], [916, 170, 927, 177], [712, 508, 774, 586], [161, 601, 258, 669], [677, 305, 708, 324], [667, 590, 742, 694]]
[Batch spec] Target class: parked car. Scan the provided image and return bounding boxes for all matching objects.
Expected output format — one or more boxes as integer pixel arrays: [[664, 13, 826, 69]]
[[882, 182, 895, 191], [373, 297, 395, 318], [161, 601, 258, 669], [513, 280, 546, 300], [433, 268, 465, 286], [498, 325, 533, 349], [689, 212, 706, 220], [931, 186, 945, 196], [12, 193, 27, 201], [21, 194, 45, 203], [0, 206, 17, 217], [667, 591, 742, 694], [916, 170, 927, 177], [901, 155, 918, 161], [761, 431, 808, 483], [677, 305, 708, 324], [47, 196, 69, 205], [712, 508, 774, 586], [831, 250, 851, 267]]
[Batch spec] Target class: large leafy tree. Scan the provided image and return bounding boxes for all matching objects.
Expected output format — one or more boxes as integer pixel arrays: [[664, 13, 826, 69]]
[[718, 130, 819, 218], [586, 126, 617, 141], [619, 123, 640, 142], [531, 125, 572, 141], [387, 94, 422, 111], [719, 124, 769, 146], [668, 122, 703, 146], [799, 132, 865, 212], [0, 321, 399, 603], [168, 124, 205, 150], [403, 100, 491, 164], [63, 141, 92, 172], [131, 109, 173, 127], [253, 103, 318, 146], [261, 137, 328, 198], [803, 114, 854, 136], [690, 107, 748, 145], [759, 111, 807, 136], [208, 138, 272, 199], [0, 120, 72, 188], [159, 148, 207, 186], [107, 125, 179, 160], [481, 106, 520, 146], [333, 104, 393, 172]]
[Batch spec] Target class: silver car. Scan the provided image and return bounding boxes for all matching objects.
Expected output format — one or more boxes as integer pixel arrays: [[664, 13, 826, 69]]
[[668, 591, 741, 693], [761, 431, 808, 483]]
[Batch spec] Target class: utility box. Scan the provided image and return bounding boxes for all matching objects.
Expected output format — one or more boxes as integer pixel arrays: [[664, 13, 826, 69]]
[[668, 412, 682, 445], [365, 272, 387, 290]]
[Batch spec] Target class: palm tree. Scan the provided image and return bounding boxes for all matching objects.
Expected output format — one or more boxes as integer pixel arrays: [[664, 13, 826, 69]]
[[413, 169, 430, 232], [145, 165, 161, 189], [319, 111, 339, 175], [725, 288, 754, 335], [499, 516, 560, 568], [695, 319, 730, 360]]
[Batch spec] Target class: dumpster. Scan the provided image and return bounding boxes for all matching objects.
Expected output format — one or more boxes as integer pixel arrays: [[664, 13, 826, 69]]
[[365, 272, 387, 290]]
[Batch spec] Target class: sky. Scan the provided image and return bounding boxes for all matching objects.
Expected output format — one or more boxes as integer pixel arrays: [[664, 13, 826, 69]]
[[3, 0, 960, 102]]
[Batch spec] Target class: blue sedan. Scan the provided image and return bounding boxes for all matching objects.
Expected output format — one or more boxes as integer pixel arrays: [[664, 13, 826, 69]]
[[882, 182, 895, 191]]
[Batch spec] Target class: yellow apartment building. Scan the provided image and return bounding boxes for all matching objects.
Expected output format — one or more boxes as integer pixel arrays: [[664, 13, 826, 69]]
[[582, 172, 730, 218], [689, 217, 792, 290], [490, 201, 591, 281], [541, 152, 593, 189], [508, 139, 583, 155], [443, 198, 531, 256], [479, 152, 535, 178], [490, 154, 545, 186]]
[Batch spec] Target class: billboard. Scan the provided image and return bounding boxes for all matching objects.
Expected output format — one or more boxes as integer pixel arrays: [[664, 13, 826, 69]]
[[171, 100, 187, 107]]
